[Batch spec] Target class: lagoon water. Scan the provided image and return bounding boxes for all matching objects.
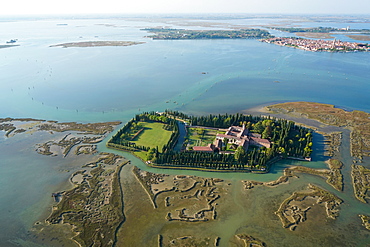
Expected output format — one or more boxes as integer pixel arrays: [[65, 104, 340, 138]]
[[0, 15, 370, 246]]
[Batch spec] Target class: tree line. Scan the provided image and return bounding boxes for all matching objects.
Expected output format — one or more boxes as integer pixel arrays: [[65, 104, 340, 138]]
[[108, 110, 313, 172], [270, 26, 370, 33], [107, 111, 179, 152], [159, 110, 313, 171], [142, 28, 274, 40]]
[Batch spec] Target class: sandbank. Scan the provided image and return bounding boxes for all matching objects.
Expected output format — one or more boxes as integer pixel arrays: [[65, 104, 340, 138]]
[[0, 44, 19, 49], [295, 32, 334, 39], [50, 41, 145, 48], [346, 34, 370, 41]]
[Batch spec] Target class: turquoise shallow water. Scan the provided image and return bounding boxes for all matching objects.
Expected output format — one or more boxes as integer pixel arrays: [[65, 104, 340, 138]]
[[0, 15, 369, 246], [1, 17, 369, 121]]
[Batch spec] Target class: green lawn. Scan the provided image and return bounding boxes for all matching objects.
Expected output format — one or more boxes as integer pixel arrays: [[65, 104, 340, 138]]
[[131, 122, 172, 150], [133, 151, 149, 161]]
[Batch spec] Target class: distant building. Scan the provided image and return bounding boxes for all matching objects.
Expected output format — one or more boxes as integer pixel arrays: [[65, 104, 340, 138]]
[[216, 124, 270, 149], [192, 124, 270, 152]]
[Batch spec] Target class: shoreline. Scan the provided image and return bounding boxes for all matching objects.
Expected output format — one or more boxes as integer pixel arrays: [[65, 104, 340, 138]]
[[262, 102, 370, 162], [262, 37, 370, 52], [49, 41, 145, 48], [0, 44, 19, 49], [43, 154, 128, 247], [8, 101, 366, 246], [275, 183, 343, 230], [243, 159, 343, 191]]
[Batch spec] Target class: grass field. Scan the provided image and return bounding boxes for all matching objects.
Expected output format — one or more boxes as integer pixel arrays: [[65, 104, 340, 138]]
[[132, 122, 173, 150]]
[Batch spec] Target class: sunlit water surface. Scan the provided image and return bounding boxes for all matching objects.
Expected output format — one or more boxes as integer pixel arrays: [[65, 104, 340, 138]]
[[0, 15, 369, 246]]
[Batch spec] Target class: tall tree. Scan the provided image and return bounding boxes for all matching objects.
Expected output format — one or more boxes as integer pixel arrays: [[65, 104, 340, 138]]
[[235, 146, 247, 163]]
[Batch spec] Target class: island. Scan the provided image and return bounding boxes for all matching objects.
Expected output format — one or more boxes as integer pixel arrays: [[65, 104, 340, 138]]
[[266, 102, 370, 162], [346, 35, 370, 41], [351, 165, 370, 203], [266, 101, 370, 207], [49, 41, 145, 48], [243, 158, 344, 191], [275, 183, 343, 231], [0, 118, 127, 246], [0, 117, 121, 159], [262, 37, 370, 52], [234, 234, 266, 247], [269, 26, 370, 33], [107, 111, 313, 172], [0, 44, 19, 49], [4, 102, 365, 246], [268, 26, 370, 40], [142, 28, 274, 40], [359, 215, 370, 230], [46, 153, 127, 247], [269, 26, 370, 34]]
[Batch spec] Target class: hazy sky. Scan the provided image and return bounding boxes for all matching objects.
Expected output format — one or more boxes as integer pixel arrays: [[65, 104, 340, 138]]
[[1, 0, 369, 15]]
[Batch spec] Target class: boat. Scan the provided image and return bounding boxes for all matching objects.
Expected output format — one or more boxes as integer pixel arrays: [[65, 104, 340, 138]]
[[6, 39, 17, 43]]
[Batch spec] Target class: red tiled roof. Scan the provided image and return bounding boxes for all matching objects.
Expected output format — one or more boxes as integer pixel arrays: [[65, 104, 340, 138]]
[[193, 146, 214, 152], [251, 137, 270, 144], [249, 133, 262, 138]]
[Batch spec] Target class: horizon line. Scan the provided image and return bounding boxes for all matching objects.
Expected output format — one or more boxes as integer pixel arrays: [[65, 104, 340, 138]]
[[1, 12, 370, 17]]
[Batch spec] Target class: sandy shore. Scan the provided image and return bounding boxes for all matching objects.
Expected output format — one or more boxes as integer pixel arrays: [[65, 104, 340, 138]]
[[50, 41, 145, 48], [295, 32, 334, 39], [346, 34, 370, 41]]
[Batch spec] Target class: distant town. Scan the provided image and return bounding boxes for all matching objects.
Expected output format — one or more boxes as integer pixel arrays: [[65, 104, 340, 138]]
[[262, 37, 370, 52], [141, 27, 370, 52], [142, 28, 274, 39], [268, 26, 370, 34]]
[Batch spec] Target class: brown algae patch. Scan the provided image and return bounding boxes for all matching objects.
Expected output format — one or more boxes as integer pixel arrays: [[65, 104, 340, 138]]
[[160, 235, 218, 247], [359, 214, 370, 230], [35, 122, 117, 157], [323, 132, 342, 157], [351, 165, 370, 203], [275, 184, 343, 231], [244, 160, 344, 191], [233, 234, 266, 247], [0, 118, 120, 136], [37, 121, 121, 135], [75, 144, 98, 155], [70, 170, 86, 185], [45, 153, 128, 247], [133, 167, 222, 222], [36, 134, 105, 157], [0, 118, 120, 157], [117, 165, 230, 246]]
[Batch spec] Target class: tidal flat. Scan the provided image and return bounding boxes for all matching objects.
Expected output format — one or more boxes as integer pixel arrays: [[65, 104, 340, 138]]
[[346, 34, 370, 41], [2, 106, 370, 246], [1, 15, 370, 246], [49, 41, 145, 48]]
